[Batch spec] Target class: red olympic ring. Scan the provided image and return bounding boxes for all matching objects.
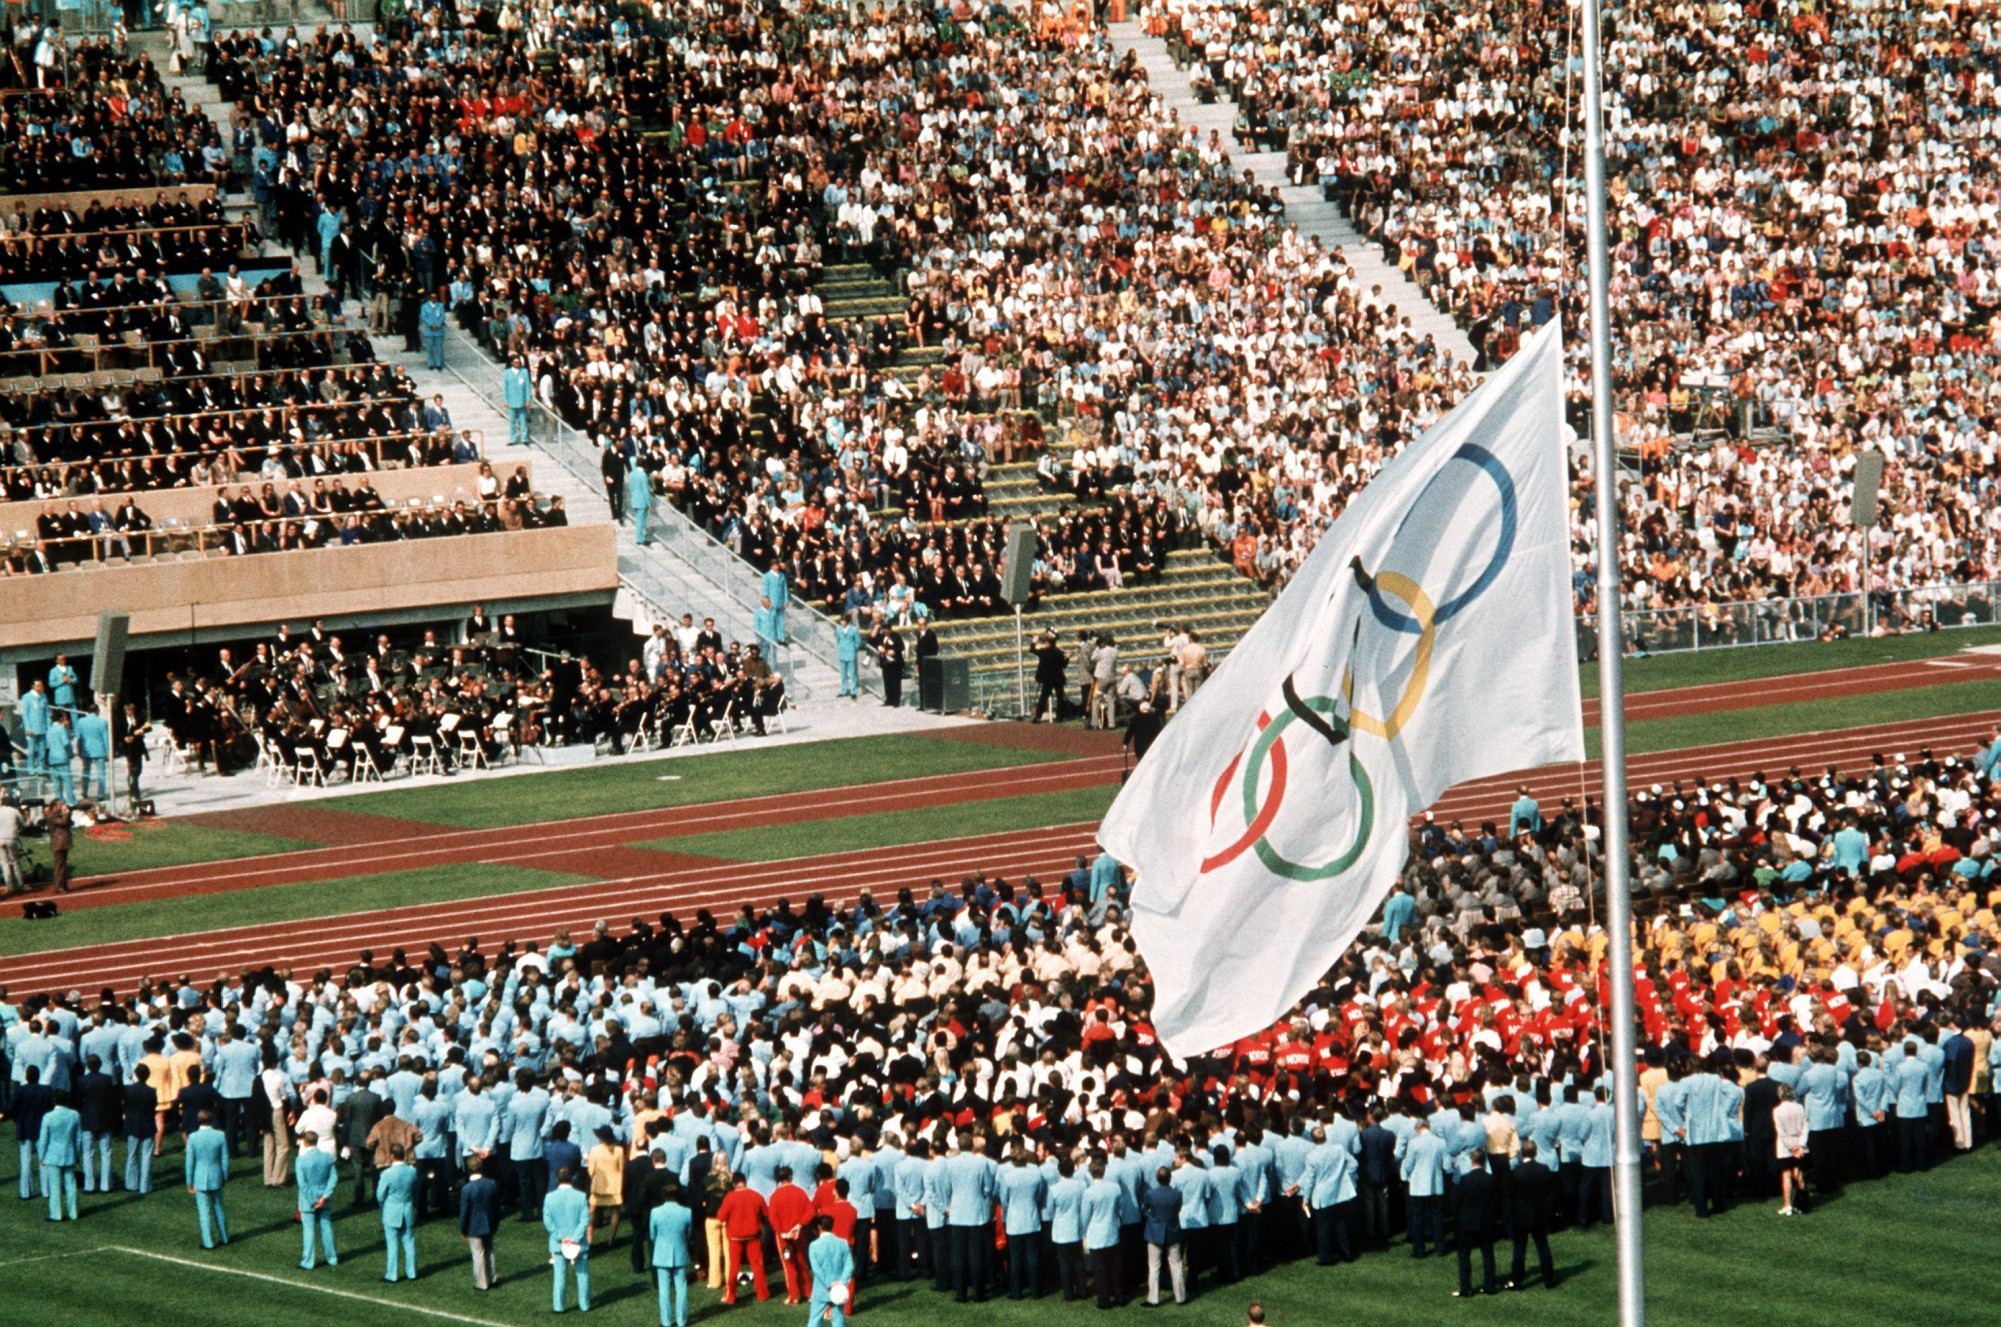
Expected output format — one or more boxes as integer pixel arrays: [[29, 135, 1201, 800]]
[[1200, 712, 1287, 874]]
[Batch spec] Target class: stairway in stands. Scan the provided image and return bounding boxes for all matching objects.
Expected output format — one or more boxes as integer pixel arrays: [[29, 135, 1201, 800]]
[[1107, 20, 1477, 368], [815, 263, 1272, 710]]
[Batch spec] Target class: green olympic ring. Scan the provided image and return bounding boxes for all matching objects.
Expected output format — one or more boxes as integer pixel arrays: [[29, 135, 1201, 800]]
[[1240, 693, 1376, 882]]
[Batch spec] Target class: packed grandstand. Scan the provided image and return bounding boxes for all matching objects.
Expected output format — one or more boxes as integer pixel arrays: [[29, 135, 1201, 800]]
[[1, 0, 1999, 1317]]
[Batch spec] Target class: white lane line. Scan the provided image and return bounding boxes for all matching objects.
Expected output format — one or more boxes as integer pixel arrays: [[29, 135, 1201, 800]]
[[107, 1246, 518, 1327]]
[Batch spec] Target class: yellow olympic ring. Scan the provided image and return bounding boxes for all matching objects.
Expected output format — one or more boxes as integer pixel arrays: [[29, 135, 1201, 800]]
[[1340, 570, 1435, 741]]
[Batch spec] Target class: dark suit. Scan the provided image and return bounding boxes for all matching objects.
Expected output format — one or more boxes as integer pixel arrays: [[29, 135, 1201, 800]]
[[623, 1158, 669, 1272], [337, 1087, 386, 1203], [459, 1173, 502, 1289], [176, 1082, 222, 1135], [1506, 1159, 1557, 1289], [1742, 1077, 1780, 1198], [1358, 1123, 1398, 1241], [1452, 1167, 1501, 1295]]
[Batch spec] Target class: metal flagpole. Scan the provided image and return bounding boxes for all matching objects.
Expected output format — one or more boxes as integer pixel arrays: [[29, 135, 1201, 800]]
[[1580, 0, 1646, 1321]]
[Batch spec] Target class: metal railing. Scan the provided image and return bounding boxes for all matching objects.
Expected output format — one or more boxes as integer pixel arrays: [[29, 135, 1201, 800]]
[[3, 428, 485, 503], [1576, 581, 2001, 659], [0, 325, 344, 378], [439, 324, 878, 697]]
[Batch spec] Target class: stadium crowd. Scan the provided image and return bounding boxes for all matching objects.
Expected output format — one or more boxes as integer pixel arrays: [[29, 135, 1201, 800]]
[[1137, 0, 2001, 618], [3, 714, 2000, 1305], [0, 30, 231, 194]]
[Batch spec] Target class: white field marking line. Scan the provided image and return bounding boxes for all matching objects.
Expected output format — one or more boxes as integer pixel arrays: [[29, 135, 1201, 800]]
[[99, 756, 1122, 893], [106, 1246, 517, 1327], [0, 832, 1108, 982], [0, 1244, 115, 1269], [24, 820, 1107, 962], [13, 845, 1107, 995]]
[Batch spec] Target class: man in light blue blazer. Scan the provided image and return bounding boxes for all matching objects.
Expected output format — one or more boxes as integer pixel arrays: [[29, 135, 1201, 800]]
[[944, 1134, 998, 1302], [502, 358, 535, 445], [184, 1110, 229, 1247], [44, 713, 75, 803], [1399, 1119, 1450, 1258], [996, 1146, 1046, 1299], [1081, 1159, 1126, 1310], [1578, 1087, 1616, 1228], [807, 1215, 857, 1327], [379, 1144, 420, 1281], [544, 1166, 593, 1312], [1303, 1126, 1358, 1265], [296, 1133, 340, 1268], [649, 1184, 695, 1327], [761, 563, 789, 644], [39, 1089, 82, 1220], [506, 1069, 551, 1220], [73, 709, 111, 803]]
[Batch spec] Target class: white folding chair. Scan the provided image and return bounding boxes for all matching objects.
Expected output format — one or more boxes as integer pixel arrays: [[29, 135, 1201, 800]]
[[708, 701, 737, 745], [488, 716, 515, 766], [253, 733, 283, 785], [324, 728, 351, 783], [408, 733, 442, 776], [350, 743, 385, 783], [293, 747, 325, 787], [769, 693, 793, 735], [458, 727, 487, 770], [670, 711, 700, 747]]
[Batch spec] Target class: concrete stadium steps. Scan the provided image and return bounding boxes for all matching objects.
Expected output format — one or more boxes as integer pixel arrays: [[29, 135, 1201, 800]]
[[1106, 21, 1476, 368], [922, 549, 1269, 695]]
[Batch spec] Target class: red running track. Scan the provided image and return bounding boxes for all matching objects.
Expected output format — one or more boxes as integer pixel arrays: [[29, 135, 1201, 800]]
[[1584, 653, 2001, 725], [59, 753, 1130, 911], [7, 710, 1998, 997]]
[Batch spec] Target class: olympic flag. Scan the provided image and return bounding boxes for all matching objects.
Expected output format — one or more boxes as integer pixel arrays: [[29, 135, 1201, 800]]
[[1099, 319, 1584, 1058]]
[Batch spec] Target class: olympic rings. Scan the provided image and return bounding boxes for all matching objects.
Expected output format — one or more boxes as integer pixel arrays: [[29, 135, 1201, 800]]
[[1341, 570, 1435, 742], [1197, 445, 1518, 883], [1199, 696, 1375, 879], [1367, 442, 1517, 635]]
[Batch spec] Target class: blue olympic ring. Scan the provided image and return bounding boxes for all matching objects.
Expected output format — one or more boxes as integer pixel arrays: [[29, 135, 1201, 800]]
[[1367, 442, 1516, 635]]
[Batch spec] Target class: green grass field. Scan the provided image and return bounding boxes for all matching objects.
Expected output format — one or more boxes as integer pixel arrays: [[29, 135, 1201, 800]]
[[66, 821, 316, 885], [1598, 677, 2001, 760], [0, 1141, 1992, 1326], [638, 786, 1122, 863], [1581, 625, 2001, 698], [331, 734, 1071, 830]]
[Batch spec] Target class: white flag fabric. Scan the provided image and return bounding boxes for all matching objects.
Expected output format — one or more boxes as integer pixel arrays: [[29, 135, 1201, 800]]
[[1099, 319, 1583, 1059]]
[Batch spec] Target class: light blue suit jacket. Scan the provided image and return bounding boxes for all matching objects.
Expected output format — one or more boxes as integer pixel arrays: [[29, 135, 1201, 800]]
[[296, 1148, 338, 1212], [543, 1184, 591, 1254], [808, 1231, 854, 1297], [378, 1161, 418, 1229], [650, 1201, 694, 1269], [184, 1126, 228, 1190], [38, 1105, 81, 1166]]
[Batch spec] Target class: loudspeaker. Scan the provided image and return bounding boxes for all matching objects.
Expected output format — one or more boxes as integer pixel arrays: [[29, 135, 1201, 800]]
[[92, 610, 130, 699], [1851, 450, 1885, 531], [999, 525, 1037, 606]]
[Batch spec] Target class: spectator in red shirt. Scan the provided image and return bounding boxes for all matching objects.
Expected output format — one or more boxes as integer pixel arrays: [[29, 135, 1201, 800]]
[[768, 1165, 816, 1305], [715, 1172, 770, 1304]]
